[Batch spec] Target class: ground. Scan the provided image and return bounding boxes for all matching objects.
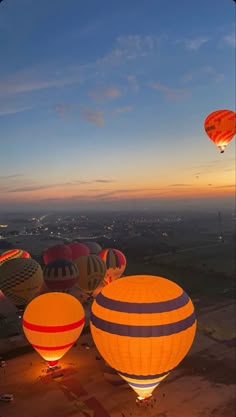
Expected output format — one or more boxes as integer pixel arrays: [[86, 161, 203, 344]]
[[0, 301, 235, 417]]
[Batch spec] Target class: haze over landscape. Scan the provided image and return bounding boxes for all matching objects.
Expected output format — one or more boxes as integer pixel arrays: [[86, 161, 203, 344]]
[[0, 0, 235, 211]]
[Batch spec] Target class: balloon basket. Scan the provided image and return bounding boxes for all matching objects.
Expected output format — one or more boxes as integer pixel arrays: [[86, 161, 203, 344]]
[[136, 395, 153, 408], [45, 364, 61, 373]]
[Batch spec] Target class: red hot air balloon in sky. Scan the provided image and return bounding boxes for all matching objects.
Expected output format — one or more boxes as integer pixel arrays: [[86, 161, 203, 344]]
[[204, 109, 236, 153], [43, 244, 72, 265], [67, 242, 90, 261]]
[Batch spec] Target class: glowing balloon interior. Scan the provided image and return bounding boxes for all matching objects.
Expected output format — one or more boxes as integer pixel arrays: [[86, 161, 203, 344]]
[[98, 248, 126, 285], [0, 248, 31, 266], [90, 275, 197, 400], [23, 292, 85, 367]]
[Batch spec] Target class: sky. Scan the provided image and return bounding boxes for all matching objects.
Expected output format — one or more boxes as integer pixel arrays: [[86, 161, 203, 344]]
[[0, 0, 235, 212]]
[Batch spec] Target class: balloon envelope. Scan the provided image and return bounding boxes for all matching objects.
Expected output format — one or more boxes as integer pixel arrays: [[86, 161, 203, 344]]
[[204, 109, 236, 153], [99, 248, 126, 285], [75, 254, 106, 294], [43, 244, 72, 265], [0, 258, 43, 309], [82, 241, 102, 255], [43, 258, 78, 291], [0, 249, 31, 266], [68, 242, 90, 261], [90, 275, 196, 400], [23, 292, 85, 366]]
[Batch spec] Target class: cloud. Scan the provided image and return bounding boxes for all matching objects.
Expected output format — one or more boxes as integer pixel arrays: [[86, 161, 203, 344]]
[[0, 174, 22, 179], [80, 108, 104, 126], [127, 75, 139, 92], [0, 104, 33, 116], [97, 35, 160, 66], [55, 103, 73, 117], [94, 179, 116, 183], [0, 34, 160, 99], [88, 86, 122, 103], [2, 178, 115, 193], [213, 184, 235, 188], [181, 66, 225, 84], [150, 82, 190, 101], [113, 106, 132, 114], [176, 37, 209, 50], [223, 33, 236, 48], [169, 184, 192, 187]]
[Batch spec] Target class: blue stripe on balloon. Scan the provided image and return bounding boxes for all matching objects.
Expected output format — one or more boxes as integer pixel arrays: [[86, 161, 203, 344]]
[[95, 291, 189, 313], [129, 381, 160, 388], [90, 311, 196, 337], [118, 369, 170, 380]]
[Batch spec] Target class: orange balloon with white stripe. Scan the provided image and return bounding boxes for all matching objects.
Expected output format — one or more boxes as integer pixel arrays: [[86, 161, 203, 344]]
[[204, 109, 236, 153], [23, 292, 85, 367]]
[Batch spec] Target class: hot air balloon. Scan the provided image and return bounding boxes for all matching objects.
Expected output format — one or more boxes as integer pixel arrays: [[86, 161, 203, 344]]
[[204, 109, 236, 153], [90, 275, 196, 403], [0, 258, 43, 309], [98, 248, 126, 285], [68, 242, 90, 261], [0, 248, 31, 266], [82, 241, 102, 255], [74, 254, 106, 295], [22, 292, 85, 367], [43, 259, 78, 291], [43, 244, 72, 265]]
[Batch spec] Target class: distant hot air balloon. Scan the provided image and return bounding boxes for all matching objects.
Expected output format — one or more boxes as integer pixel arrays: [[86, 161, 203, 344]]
[[204, 109, 236, 153], [0, 248, 31, 266], [67, 242, 90, 261], [43, 259, 78, 291], [99, 248, 126, 285], [90, 275, 196, 403], [82, 241, 102, 255], [43, 244, 72, 265], [23, 292, 85, 367], [74, 254, 106, 295], [0, 258, 43, 309]]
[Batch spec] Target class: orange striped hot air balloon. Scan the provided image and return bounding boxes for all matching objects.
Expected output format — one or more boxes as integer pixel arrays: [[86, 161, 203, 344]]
[[98, 248, 126, 285], [23, 292, 85, 367], [204, 109, 236, 153], [0, 249, 30, 266], [90, 275, 196, 402], [75, 254, 106, 294]]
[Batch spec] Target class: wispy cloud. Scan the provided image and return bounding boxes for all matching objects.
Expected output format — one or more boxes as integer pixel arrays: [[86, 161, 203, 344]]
[[80, 108, 104, 126], [97, 35, 160, 67], [169, 184, 192, 187], [0, 34, 160, 100], [222, 33, 236, 48], [213, 184, 235, 188], [1, 178, 115, 193], [127, 75, 139, 92], [94, 179, 116, 183], [0, 174, 22, 179], [150, 82, 190, 101], [181, 66, 225, 84], [113, 106, 132, 114], [0, 104, 33, 116], [88, 86, 122, 103], [176, 36, 210, 50], [55, 103, 74, 117]]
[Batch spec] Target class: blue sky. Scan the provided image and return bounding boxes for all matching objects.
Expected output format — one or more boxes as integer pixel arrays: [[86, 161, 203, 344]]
[[0, 0, 235, 211]]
